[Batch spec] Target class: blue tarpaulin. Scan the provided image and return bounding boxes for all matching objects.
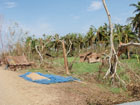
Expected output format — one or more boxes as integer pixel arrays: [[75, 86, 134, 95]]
[[20, 72, 79, 84]]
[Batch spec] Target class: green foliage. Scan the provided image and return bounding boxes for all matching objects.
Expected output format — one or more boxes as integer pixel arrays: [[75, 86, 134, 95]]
[[20, 22, 138, 59], [129, 1, 140, 38], [121, 54, 127, 59], [131, 54, 140, 59]]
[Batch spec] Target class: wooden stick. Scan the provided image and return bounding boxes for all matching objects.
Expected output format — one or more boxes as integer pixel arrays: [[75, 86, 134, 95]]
[[61, 40, 70, 74]]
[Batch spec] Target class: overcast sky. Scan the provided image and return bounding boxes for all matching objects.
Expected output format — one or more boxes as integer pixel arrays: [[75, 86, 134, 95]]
[[0, 0, 139, 36]]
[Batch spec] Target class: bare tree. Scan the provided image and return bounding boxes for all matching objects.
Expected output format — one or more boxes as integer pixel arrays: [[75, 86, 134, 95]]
[[102, 0, 125, 85], [0, 15, 4, 52]]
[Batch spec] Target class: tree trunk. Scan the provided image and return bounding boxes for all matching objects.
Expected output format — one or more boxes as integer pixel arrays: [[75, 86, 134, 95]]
[[102, 0, 118, 79], [127, 48, 130, 59], [61, 40, 70, 74]]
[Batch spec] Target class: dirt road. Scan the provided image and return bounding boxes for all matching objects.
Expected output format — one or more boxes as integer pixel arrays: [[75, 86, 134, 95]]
[[1, 66, 136, 105], [0, 67, 86, 105]]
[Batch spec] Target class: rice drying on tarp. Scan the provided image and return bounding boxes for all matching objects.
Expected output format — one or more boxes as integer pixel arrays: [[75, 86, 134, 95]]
[[20, 72, 79, 84]]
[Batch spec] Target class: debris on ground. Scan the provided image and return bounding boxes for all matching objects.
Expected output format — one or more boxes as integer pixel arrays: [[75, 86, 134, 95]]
[[5, 56, 33, 71], [79, 52, 101, 63], [127, 83, 140, 98], [79, 52, 92, 62]]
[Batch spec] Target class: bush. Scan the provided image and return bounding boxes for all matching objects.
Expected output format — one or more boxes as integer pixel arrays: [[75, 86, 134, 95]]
[[121, 54, 127, 59], [131, 54, 139, 59]]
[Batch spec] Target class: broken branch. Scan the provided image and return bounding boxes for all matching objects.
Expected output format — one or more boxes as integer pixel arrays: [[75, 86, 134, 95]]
[[66, 40, 72, 56], [35, 45, 44, 63]]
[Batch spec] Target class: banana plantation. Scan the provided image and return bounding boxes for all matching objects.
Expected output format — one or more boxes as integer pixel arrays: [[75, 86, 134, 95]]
[[7, 23, 139, 59]]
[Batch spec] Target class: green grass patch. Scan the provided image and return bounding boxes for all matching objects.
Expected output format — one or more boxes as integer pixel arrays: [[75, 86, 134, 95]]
[[55, 57, 101, 74], [97, 84, 123, 94], [121, 59, 140, 70], [54, 58, 139, 75], [110, 87, 122, 94], [72, 62, 100, 74]]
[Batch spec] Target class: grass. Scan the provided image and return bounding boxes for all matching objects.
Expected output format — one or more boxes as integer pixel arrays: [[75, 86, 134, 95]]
[[23, 57, 139, 94], [97, 84, 123, 94], [25, 57, 139, 76], [55, 57, 101, 74], [121, 59, 140, 71], [118, 59, 140, 82], [72, 62, 100, 74], [110, 87, 122, 93]]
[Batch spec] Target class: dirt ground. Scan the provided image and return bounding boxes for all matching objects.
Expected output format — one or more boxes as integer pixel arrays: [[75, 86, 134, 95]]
[[0, 66, 139, 105], [0, 66, 88, 105]]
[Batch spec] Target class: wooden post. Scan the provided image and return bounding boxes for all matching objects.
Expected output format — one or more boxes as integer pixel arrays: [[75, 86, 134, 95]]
[[61, 40, 70, 74]]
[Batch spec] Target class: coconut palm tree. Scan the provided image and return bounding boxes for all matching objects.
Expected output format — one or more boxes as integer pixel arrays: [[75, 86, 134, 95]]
[[129, 2, 140, 39], [96, 23, 110, 49], [85, 25, 96, 50], [114, 24, 137, 44], [77, 33, 85, 50]]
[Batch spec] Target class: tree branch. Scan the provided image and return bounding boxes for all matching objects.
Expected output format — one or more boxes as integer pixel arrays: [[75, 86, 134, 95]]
[[35, 45, 43, 62], [119, 42, 140, 47], [66, 40, 72, 56]]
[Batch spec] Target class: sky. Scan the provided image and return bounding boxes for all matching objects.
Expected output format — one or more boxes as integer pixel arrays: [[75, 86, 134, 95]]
[[0, 0, 139, 36]]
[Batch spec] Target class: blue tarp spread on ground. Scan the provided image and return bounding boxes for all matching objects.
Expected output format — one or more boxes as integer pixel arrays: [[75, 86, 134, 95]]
[[20, 72, 79, 84]]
